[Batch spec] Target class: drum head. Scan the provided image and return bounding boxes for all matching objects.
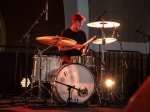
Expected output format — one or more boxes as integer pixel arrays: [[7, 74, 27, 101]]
[[55, 64, 95, 103]]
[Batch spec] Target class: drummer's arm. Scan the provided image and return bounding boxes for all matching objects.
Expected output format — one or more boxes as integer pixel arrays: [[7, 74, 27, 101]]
[[58, 44, 84, 51], [58, 46, 74, 51]]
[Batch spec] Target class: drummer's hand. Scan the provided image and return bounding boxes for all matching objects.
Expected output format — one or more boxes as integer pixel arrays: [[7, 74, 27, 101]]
[[74, 44, 82, 50]]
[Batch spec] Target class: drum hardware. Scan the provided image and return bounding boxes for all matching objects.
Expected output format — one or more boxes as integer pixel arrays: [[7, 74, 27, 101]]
[[11, 46, 57, 105], [29, 45, 63, 105], [70, 55, 95, 68], [10, 1, 49, 105], [117, 31, 128, 102], [95, 10, 107, 22], [55, 80, 88, 107], [88, 14, 121, 106], [136, 29, 150, 80], [32, 46, 54, 99], [9, 83, 51, 105]]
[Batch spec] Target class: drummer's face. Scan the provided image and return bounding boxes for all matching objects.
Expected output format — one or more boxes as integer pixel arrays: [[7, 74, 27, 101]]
[[75, 21, 83, 30]]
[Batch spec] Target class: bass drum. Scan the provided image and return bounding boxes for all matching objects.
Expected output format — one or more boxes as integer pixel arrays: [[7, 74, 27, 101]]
[[53, 63, 95, 103]]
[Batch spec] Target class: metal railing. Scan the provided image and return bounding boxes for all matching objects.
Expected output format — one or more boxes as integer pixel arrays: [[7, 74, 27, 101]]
[[0, 45, 148, 97]]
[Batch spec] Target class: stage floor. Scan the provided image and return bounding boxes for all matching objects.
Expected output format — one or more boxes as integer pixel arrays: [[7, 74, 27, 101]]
[[0, 106, 124, 112], [0, 96, 125, 112]]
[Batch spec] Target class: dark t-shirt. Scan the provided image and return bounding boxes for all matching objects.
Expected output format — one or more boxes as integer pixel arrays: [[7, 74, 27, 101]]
[[60, 28, 87, 56]]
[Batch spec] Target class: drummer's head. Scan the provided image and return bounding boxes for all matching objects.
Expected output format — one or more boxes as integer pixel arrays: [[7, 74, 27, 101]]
[[72, 13, 86, 30]]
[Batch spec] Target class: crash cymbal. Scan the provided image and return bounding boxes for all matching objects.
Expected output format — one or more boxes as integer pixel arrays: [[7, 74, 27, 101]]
[[87, 21, 120, 28], [36, 36, 77, 46], [93, 38, 117, 44]]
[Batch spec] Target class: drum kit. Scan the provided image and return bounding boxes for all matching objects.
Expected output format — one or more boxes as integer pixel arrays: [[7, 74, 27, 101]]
[[9, 18, 120, 107], [28, 20, 121, 107]]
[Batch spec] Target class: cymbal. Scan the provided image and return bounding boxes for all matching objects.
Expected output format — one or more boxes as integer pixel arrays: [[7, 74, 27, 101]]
[[36, 36, 77, 46], [93, 38, 117, 44], [87, 21, 120, 28]]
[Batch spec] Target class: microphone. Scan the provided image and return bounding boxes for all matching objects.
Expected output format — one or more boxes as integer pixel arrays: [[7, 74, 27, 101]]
[[78, 87, 88, 98], [45, 0, 48, 21]]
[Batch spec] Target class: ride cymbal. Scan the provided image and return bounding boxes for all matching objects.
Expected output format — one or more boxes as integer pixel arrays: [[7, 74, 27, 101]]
[[93, 38, 117, 44], [36, 36, 77, 46], [87, 21, 120, 28]]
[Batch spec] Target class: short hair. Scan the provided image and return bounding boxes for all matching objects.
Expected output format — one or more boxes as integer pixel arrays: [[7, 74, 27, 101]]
[[72, 13, 86, 23]]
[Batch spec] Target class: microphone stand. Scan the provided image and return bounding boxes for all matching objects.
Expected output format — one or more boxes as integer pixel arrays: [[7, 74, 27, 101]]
[[55, 80, 81, 106], [136, 30, 150, 76], [10, 2, 48, 105], [116, 31, 128, 101]]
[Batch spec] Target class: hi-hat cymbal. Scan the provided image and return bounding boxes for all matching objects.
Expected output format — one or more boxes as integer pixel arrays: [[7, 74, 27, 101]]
[[36, 36, 77, 46], [93, 38, 117, 44], [87, 21, 120, 28]]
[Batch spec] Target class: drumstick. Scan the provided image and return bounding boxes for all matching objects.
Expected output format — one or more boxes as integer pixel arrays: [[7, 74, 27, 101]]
[[81, 35, 96, 47], [59, 35, 96, 51]]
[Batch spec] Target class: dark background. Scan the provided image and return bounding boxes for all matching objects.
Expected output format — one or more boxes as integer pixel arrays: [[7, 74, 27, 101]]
[[0, 0, 149, 99], [0, 0, 64, 95], [0, 0, 64, 53]]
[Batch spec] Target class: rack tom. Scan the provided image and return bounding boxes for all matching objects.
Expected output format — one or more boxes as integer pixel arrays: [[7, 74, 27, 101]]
[[70, 55, 95, 68]]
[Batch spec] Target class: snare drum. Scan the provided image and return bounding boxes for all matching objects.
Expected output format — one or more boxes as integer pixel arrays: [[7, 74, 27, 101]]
[[70, 56, 95, 68], [53, 63, 95, 103], [33, 55, 61, 83]]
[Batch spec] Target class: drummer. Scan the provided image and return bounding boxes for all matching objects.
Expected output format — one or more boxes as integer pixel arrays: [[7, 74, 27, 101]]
[[58, 13, 88, 64]]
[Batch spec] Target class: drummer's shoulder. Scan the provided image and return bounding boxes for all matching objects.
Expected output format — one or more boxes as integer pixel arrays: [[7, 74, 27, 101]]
[[61, 28, 70, 36], [62, 28, 71, 32]]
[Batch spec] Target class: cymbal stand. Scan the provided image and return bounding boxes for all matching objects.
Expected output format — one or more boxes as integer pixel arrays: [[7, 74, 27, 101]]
[[97, 26, 123, 106], [92, 24, 106, 107], [99, 23, 106, 99], [35, 45, 53, 98], [10, 46, 53, 105], [10, 1, 49, 105], [31, 38, 61, 103]]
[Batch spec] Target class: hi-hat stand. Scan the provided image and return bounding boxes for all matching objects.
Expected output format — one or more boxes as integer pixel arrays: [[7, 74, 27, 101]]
[[96, 25, 123, 106]]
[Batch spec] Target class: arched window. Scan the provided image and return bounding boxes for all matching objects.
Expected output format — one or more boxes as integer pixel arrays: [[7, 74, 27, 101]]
[[0, 12, 6, 46]]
